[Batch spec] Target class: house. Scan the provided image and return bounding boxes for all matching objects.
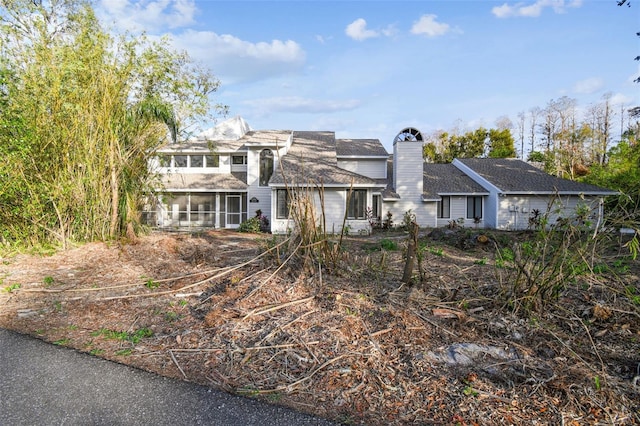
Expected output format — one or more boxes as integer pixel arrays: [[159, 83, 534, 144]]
[[145, 117, 617, 233]]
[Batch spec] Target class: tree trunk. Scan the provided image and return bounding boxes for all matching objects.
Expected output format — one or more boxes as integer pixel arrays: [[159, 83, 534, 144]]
[[402, 221, 420, 284]]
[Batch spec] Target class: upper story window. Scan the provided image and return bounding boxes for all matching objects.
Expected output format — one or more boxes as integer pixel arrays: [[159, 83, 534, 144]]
[[158, 155, 171, 167], [205, 155, 219, 168], [174, 155, 188, 167], [347, 189, 367, 219], [259, 149, 274, 186], [232, 155, 247, 165], [190, 155, 203, 167]]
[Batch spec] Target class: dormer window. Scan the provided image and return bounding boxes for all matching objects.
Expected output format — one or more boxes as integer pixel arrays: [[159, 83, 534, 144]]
[[259, 149, 274, 186]]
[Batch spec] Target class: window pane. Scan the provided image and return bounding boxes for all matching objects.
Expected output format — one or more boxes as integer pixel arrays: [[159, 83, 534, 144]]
[[438, 196, 450, 218], [232, 156, 246, 165], [191, 155, 203, 167], [174, 155, 187, 167], [205, 155, 219, 167], [260, 149, 274, 186], [276, 189, 289, 219], [348, 189, 366, 219], [467, 196, 482, 219], [158, 155, 170, 167]]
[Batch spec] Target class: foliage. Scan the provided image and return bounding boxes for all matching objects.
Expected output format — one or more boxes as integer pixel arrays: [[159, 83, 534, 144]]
[[239, 216, 269, 233], [423, 127, 516, 162], [581, 129, 640, 259], [0, 0, 224, 248], [496, 198, 617, 313]]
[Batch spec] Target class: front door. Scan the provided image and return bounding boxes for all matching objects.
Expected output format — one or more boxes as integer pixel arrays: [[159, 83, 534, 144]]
[[226, 195, 242, 228]]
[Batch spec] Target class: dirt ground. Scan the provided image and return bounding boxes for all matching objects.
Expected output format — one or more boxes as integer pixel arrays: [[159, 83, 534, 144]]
[[1, 229, 638, 425]]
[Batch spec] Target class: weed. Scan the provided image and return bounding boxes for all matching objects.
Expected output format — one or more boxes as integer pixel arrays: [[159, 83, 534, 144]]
[[115, 349, 133, 356], [164, 311, 180, 322], [91, 327, 153, 344], [463, 386, 479, 397], [53, 301, 62, 312], [53, 338, 70, 346], [3, 283, 21, 293], [429, 246, 444, 256], [593, 376, 602, 391], [67, 324, 78, 330], [145, 279, 160, 289], [34, 329, 45, 335], [43, 276, 54, 286], [89, 348, 104, 356], [474, 258, 487, 265], [379, 239, 398, 251], [178, 299, 188, 307]]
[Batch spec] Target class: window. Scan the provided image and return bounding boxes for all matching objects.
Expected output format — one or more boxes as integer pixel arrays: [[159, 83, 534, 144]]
[[190, 155, 203, 168], [372, 194, 381, 220], [232, 155, 247, 165], [259, 149, 274, 186], [467, 196, 482, 219], [276, 189, 289, 219], [158, 155, 170, 167], [438, 196, 450, 219], [174, 155, 188, 167], [347, 189, 367, 219], [205, 155, 219, 168]]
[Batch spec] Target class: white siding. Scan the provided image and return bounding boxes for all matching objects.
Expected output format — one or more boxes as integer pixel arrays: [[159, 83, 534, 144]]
[[497, 195, 603, 230], [337, 159, 387, 179]]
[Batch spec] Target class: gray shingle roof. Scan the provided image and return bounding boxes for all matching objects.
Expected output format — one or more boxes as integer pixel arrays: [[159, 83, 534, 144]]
[[423, 163, 489, 199], [457, 158, 617, 194], [160, 172, 247, 191], [269, 131, 381, 187], [336, 139, 389, 157]]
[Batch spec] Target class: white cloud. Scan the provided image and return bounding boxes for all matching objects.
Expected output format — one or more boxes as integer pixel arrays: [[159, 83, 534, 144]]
[[410, 15, 451, 37], [171, 30, 306, 84], [345, 18, 379, 41], [573, 77, 604, 94], [97, 0, 196, 32], [492, 0, 583, 18], [243, 96, 361, 114]]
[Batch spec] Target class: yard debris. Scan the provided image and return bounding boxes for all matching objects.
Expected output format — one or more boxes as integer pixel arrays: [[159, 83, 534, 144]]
[[0, 229, 638, 425]]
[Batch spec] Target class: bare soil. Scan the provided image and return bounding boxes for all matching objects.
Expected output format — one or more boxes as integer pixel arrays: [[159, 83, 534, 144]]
[[1, 229, 638, 425]]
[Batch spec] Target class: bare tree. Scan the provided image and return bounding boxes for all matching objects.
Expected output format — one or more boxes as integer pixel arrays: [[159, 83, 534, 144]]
[[516, 111, 526, 159]]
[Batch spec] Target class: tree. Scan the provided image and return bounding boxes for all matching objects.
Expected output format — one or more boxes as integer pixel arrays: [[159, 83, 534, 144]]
[[0, 0, 225, 247], [487, 128, 516, 158]]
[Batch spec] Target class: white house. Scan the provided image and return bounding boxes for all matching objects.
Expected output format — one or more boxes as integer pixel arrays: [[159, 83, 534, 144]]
[[145, 117, 617, 233]]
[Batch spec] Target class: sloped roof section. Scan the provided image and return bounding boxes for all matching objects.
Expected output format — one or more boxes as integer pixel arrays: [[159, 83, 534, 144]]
[[336, 139, 389, 157], [457, 158, 617, 194], [198, 115, 252, 140], [159, 172, 247, 191], [270, 132, 381, 187], [243, 130, 292, 146], [423, 163, 488, 199]]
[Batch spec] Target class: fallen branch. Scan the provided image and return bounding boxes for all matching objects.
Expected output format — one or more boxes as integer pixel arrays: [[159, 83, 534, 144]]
[[168, 350, 187, 379], [241, 295, 315, 321]]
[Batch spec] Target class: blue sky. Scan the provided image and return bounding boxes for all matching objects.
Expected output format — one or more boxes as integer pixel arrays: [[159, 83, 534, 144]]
[[96, 0, 639, 152]]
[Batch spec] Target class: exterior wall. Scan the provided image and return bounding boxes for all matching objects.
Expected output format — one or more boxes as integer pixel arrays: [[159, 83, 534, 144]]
[[385, 201, 436, 229], [271, 188, 376, 235], [337, 159, 387, 179], [497, 195, 603, 230], [391, 139, 427, 228]]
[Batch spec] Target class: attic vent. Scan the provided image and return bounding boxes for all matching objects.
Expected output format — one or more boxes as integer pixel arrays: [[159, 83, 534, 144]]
[[394, 127, 423, 143]]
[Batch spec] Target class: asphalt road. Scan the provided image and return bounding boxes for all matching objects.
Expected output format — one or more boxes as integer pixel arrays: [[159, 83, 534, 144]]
[[0, 328, 337, 426]]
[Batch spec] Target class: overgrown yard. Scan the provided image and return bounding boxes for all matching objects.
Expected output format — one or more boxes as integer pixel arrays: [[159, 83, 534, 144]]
[[0, 229, 638, 425]]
